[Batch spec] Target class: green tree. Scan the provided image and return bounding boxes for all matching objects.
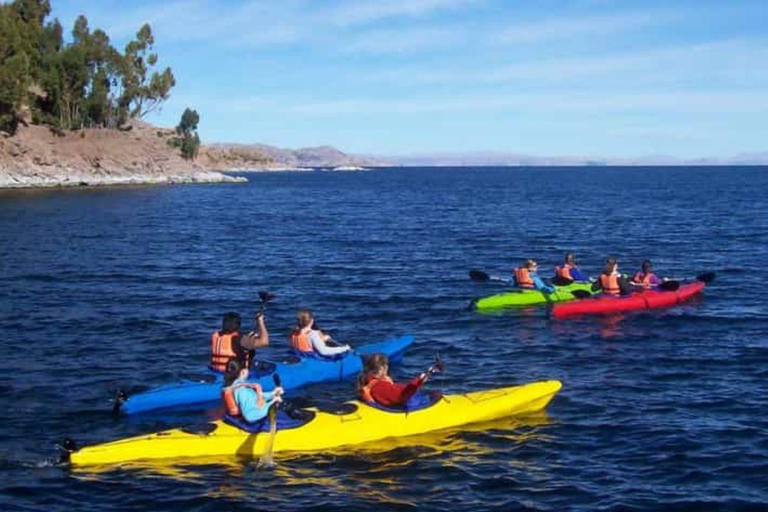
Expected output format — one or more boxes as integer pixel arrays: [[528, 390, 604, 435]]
[[121, 23, 175, 119], [175, 108, 200, 160]]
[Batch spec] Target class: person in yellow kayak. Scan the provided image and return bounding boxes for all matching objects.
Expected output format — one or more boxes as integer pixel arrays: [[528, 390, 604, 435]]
[[631, 260, 663, 289], [553, 252, 589, 283], [513, 259, 556, 294], [221, 358, 283, 422], [357, 353, 442, 408], [209, 311, 270, 373], [289, 309, 352, 358], [591, 258, 632, 296]]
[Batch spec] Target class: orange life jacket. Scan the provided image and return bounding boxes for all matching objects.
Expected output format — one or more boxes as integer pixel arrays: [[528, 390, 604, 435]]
[[289, 328, 312, 353], [221, 382, 264, 416], [514, 267, 534, 288], [210, 331, 246, 372], [600, 274, 621, 295], [632, 272, 654, 289], [360, 375, 394, 403], [555, 264, 574, 280]]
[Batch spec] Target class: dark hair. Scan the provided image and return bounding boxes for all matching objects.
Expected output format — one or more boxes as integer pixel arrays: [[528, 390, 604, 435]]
[[223, 357, 243, 387], [604, 257, 618, 274], [222, 312, 241, 333], [356, 353, 389, 396], [565, 252, 575, 264], [641, 260, 653, 272]]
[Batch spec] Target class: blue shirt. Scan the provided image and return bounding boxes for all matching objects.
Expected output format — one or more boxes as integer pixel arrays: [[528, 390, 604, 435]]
[[234, 386, 278, 423]]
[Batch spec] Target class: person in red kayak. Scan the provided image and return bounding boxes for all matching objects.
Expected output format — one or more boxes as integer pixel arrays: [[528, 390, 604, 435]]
[[357, 353, 442, 408], [591, 258, 632, 296], [552, 252, 588, 284], [631, 260, 663, 289]]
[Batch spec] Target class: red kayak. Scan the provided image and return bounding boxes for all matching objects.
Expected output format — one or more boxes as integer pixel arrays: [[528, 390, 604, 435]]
[[552, 281, 706, 318]]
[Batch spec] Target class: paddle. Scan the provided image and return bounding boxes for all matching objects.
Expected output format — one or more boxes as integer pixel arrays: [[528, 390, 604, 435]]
[[469, 269, 513, 285], [258, 374, 281, 468], [658, 272, 715, 292], [571, 289, 593, 299]]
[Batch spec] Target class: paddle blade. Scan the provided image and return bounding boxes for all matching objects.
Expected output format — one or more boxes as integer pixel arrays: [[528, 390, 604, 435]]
[[469, 269, 490, 282], [259, 291, 276, 304], [273, 374, 281, 387], [659, 280, 681, 291], [696, 272, 716, 283]]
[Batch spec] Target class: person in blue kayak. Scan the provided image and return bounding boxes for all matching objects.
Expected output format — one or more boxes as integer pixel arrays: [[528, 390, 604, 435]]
[[221, 358, 283, 423], [357, 353, 442, 408], [553, 252, 588, 283], [210, 311, 270, 373], [513, 259, 556, 294], [631, 260, 663, 289], [591, 258, 632, 296], [289, 309, 352, 358]]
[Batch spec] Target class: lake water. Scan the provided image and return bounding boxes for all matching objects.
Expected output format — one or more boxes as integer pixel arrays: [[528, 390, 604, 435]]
[[1, 166, 766, 511]]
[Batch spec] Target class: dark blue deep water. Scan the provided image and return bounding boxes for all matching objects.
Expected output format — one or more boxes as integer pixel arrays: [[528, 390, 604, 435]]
[[1, 166, 767, 512]]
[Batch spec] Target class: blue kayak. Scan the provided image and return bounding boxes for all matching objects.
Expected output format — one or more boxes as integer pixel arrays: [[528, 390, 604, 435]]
[[117, 335, 415, 415]]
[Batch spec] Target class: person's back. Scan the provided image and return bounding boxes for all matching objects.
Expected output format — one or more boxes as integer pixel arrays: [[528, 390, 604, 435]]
[[211, 311, 270, 372], [221, 358, 282, 423], [290, 309, 351, 358], [592, 258, 632, 296]]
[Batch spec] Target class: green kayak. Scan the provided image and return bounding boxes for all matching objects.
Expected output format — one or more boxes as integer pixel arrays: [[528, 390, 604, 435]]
[[472, 282, 595, 310]]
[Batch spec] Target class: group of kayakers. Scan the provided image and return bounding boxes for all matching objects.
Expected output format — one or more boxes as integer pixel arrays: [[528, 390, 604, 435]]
[[214, 308, 434, 423], [513, 252, 663, 297]]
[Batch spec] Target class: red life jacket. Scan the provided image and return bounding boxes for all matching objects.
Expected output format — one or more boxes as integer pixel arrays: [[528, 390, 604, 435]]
[[210, 331, 248, 372], [221, 382, 264, 416], [632, 272, 654, 289], [360, 375, 394, 403], [514, 267, 534, 288], [555, 264, 574, 280], [289, 328, 312, 353], [600, 274, 621, 295]]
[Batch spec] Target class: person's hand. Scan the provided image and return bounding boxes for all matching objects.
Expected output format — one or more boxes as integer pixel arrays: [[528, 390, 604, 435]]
[[254, 311, 264, 320], [344, 344, 351, 351], [274, 386, 284, 396]]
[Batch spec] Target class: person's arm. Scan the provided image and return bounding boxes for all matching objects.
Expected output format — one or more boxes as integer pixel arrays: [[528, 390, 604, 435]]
[[649, 273, 662, 286], [240, 315, 269, 350], [618, 276, 633, 295], [570, 267, 587, 281], [370, 375, 426, 407], [532, 274, 555, 294], [591, 279, 603, 292], [309, 330, 350, 356]]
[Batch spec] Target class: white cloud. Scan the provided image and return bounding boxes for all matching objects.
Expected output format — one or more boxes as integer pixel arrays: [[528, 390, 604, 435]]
[[324, 0, 479, 27]]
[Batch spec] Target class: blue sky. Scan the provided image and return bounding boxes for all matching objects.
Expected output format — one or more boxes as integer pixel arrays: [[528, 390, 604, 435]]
[[49, 0, 767, 158]]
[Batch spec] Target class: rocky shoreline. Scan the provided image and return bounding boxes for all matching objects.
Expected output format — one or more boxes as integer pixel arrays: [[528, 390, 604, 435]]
[[0, 121, 377, 190]]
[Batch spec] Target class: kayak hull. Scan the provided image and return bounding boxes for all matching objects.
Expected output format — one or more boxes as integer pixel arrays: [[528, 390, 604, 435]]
[[120, 335, 414, 415], [473, 282, 594, 310], [552, 282, 705, 318], [70, 380, 562, 466]]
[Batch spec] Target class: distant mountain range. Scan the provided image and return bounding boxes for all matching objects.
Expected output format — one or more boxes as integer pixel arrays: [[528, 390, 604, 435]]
[[373, 151, 768, 167]]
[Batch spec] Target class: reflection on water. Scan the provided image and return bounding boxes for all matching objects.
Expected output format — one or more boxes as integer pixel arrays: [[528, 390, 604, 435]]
[[68, 412, 553, 497]]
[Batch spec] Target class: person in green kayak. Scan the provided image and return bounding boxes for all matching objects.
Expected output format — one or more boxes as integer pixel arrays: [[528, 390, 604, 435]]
[[591, 258, 632, 296], [221, 358, 283, 423], [513, 259, 556, 294], [289, 309, 352, 358], [630, 260, 663, 289], [553, 252, 589, 284], [357, 353, 442, 408]]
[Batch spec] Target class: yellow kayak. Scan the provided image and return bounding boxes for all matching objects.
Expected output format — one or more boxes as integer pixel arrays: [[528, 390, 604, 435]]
[[67, 380, 561, 466]]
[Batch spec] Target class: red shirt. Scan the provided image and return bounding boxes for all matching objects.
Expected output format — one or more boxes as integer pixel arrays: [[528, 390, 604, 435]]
[[368, 375, 425, 407]]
